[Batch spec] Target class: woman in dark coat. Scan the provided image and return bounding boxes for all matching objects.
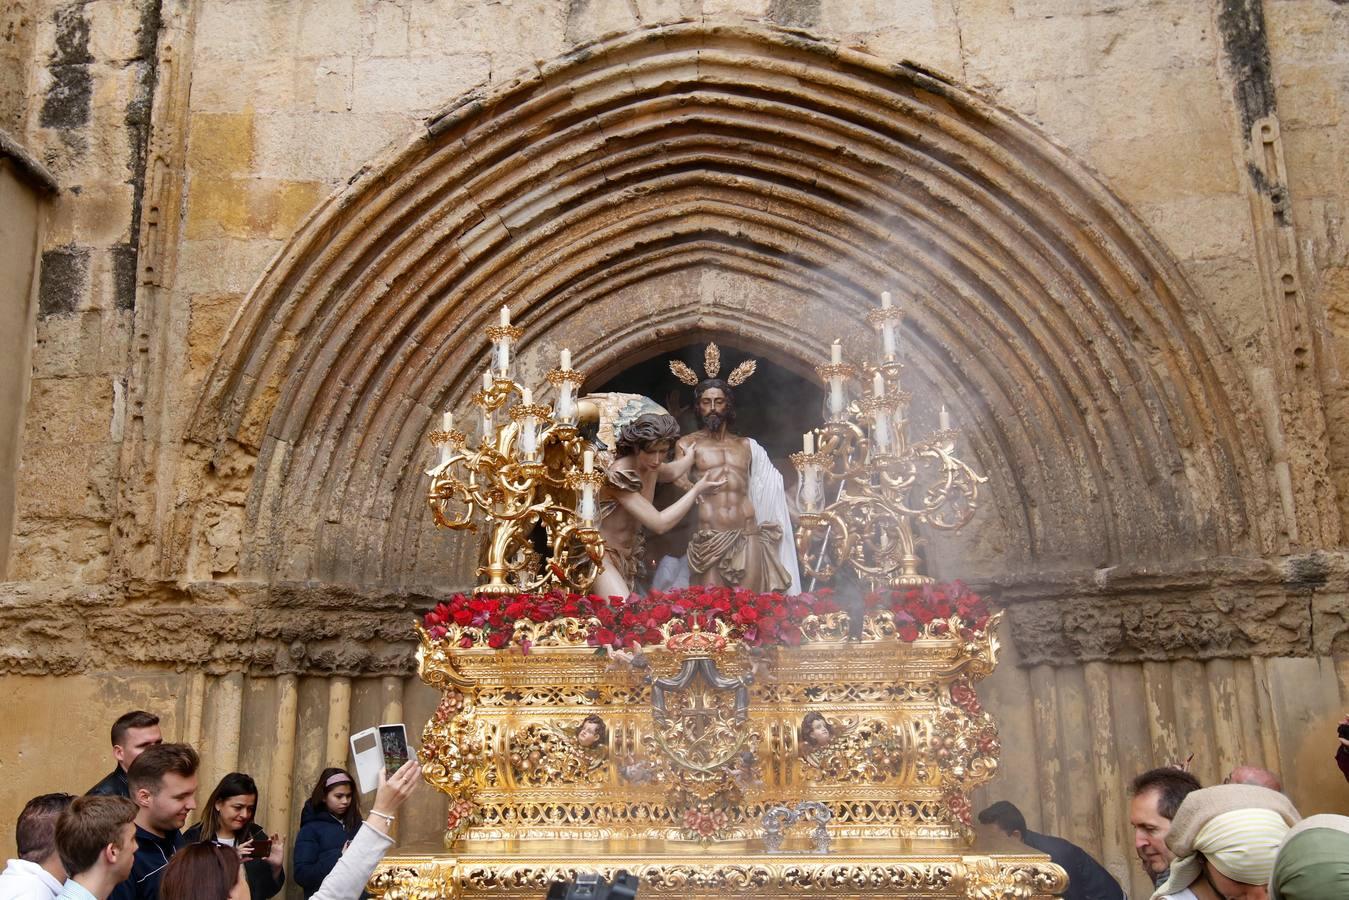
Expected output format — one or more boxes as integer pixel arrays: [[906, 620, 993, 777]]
[[293, 767, 363, 899], [184, 772, 286, 900]]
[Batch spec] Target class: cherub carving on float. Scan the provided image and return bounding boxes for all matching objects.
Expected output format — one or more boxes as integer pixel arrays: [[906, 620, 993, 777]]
[[574, 713, 607, 752], [799, 712, 836, 755], [588, 410, 725, 599], [507, 715, 609, 786], [669, 345, 802, 593], [797, 711, 907, 784]]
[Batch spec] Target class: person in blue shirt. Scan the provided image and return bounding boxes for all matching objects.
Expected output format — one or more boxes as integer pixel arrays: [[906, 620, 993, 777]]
[[978, 800, 1125, 900], [292, 768, 363, 899], [52, 795, 139, 900]]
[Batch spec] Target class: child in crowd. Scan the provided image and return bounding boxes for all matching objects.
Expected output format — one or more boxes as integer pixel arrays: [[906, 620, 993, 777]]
[[293, 768, 363, 899], [184, 772, 285, 900]]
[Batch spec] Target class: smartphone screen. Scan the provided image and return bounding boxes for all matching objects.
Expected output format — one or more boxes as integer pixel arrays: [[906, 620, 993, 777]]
[[248, 838, 272, 859], [378, 724, 409, 777]]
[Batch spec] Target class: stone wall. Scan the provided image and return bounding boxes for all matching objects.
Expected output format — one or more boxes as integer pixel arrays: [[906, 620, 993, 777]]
[[1, 0, 1348, 895]]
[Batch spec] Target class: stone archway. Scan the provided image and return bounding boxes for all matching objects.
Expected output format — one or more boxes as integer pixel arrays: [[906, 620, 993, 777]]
[[184, 22, 1278, 601]]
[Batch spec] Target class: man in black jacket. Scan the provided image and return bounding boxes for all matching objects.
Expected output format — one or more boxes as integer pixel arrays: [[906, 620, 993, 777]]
[[978, 801, 1124, 900], [87, 711, 163, 798], [108, 743, 198, 900]]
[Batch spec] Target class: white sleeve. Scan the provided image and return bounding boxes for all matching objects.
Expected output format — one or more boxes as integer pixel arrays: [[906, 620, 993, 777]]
[[307, 823, 395, 900]]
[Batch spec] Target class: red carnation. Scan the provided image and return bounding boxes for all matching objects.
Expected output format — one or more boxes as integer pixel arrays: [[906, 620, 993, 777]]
[[593, 627, 616, 647], [452, 608, 474, 626], [486, 631, 510, 649]]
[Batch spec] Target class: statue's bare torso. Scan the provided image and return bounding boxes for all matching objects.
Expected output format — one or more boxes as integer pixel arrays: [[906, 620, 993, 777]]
[[677, 430, 754, 532]]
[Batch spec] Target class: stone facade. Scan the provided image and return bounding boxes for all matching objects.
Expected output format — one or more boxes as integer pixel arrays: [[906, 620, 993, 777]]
[[1, 2, 1348, 898]]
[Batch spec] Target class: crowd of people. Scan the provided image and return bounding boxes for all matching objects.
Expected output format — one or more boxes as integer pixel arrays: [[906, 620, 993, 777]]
[[977, 718, 1349, 899], [0, 711, 422, 900], [3, 710, 1347, 899]]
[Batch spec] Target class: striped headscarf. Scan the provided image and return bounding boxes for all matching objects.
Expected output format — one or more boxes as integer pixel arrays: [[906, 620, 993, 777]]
[[1151, 784, 1301, 899]]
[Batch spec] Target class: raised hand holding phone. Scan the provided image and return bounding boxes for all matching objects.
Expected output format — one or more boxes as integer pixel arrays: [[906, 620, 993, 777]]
[[366, 758, 423, 836]]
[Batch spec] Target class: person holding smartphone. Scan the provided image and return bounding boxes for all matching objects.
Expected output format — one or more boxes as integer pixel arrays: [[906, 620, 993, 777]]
[[184, 773, 285, 900]]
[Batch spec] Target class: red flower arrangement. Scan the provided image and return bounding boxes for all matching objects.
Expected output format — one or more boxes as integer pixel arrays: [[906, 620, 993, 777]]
[[421, 583, 991, 653]]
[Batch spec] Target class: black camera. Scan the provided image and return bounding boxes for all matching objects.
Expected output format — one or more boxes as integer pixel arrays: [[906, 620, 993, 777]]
[[545, 870, 639, 900]]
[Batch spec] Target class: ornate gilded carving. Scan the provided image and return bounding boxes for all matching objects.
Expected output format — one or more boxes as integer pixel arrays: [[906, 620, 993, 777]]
[[370, 854, 1067, 899], [506, 718, 607, 785], [413, 614, 1003, 846], [798, 715, 909, 783]]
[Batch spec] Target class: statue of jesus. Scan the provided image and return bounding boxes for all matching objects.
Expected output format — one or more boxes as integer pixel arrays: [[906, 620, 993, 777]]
[[670, 347, 802, 594]]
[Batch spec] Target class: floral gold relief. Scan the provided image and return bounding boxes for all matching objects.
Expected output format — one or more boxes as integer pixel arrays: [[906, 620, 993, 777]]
[[387, 605, 1067, 897]]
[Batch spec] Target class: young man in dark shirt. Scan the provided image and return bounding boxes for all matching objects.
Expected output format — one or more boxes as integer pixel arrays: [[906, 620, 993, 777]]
[[87, 712, 162, 799], [108, 744, 198, 900], [978, 800, 1125, 900]]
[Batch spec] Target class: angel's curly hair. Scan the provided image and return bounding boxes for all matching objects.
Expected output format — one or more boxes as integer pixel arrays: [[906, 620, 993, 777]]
[[615, 413, 680, 458]]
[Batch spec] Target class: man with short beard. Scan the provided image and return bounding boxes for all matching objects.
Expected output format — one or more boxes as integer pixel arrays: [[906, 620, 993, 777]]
[[675, 377, 797, 593], [1129, 766, 1202, 891]]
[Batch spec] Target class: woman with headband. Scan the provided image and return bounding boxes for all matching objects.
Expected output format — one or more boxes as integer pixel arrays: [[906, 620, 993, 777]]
[[293, 768, 363, 898]]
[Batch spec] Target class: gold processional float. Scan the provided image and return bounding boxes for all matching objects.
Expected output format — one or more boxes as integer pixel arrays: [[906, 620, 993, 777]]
[[370, 298, 1068, 898]]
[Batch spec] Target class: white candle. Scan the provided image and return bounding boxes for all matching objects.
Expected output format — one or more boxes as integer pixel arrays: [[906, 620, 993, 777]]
[[873, 408, 890, 454], [831, 339, 842, 365], [441, 410, 454, 432], [803, 432, 814, 455], [800, 465, 822, 513], [561, 348, 571, 371], [556, 384, 575, 422], [940, 404, 951, 431], [522, 387, 533, 406], [829, 377, 844, 419], [872, 372, 885, 398], [881, 291, 892, 309], [882, 321, 897, 359], [580, 483, 596, 524], [583, 449, 594, 473], [499, 305, 510, 327], [494, 339, 510, 375], [483, 370, 493, 392], [521, 421, 537, 459]]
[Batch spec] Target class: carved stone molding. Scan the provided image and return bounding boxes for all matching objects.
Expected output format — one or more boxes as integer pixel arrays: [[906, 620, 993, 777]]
[[1, 551, 1347, 676], [983, 550, 1349, 665]]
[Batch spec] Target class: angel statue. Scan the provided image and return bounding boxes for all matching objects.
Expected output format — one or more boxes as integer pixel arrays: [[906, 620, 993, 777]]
[[669, 344, 802, 594], [576, 394, 724, 599]]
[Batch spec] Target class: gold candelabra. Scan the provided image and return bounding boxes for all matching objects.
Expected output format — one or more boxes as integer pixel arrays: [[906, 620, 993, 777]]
[[427, 308, 604, 595], [792, 293, 988, 589]]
